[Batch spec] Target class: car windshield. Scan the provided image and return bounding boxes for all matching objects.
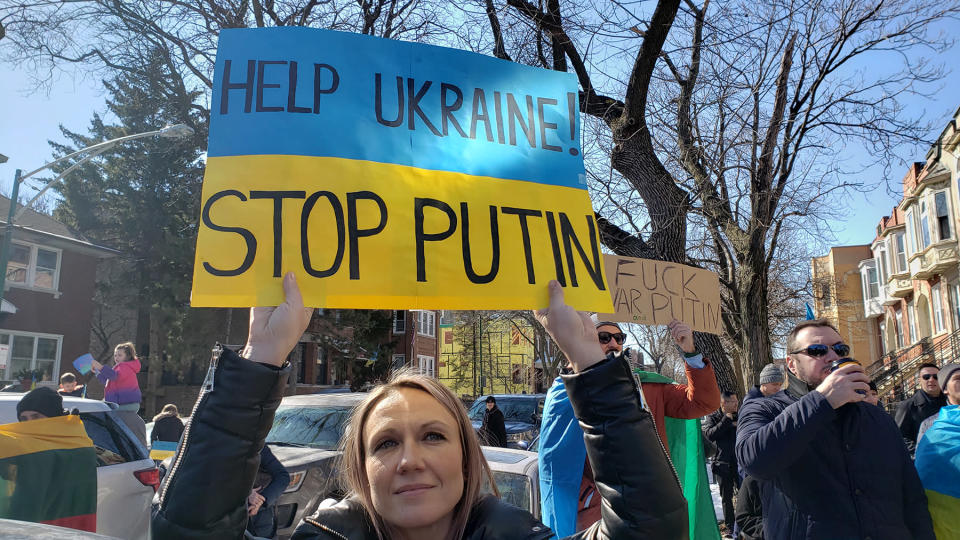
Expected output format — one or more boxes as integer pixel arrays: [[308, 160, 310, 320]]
[[265, 406, 352, 449], [469, 398, 539, 424], [484, 471, 531, 512]]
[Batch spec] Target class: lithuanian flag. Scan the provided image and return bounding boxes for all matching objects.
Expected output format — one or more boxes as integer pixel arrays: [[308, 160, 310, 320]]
[[915, 405, 960, 539], [0, 414, 98, 531]]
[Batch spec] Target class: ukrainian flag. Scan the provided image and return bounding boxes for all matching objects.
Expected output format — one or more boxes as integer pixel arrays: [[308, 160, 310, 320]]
[[915, 405, 960, 539], [0, 415, 98, 532]]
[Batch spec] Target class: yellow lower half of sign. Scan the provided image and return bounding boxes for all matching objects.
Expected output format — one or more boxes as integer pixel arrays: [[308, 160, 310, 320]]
[[191, 154, 614, 311]]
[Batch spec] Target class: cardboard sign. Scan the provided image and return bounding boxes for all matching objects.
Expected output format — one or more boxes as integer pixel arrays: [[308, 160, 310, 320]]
[[190, 27, 613, 312], [73, 354, 94, 375], [599, 254, 722, 334], [149, 441, 178, 461]]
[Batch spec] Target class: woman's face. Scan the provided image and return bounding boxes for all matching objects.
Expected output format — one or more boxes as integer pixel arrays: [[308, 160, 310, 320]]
[[114, 348, 128, 363], [363, 388, 464, 537]]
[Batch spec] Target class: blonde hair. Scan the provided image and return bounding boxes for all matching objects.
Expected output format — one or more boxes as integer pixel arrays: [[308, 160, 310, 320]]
[[339, 369, 497, 540], [114, 342, 137, 362]]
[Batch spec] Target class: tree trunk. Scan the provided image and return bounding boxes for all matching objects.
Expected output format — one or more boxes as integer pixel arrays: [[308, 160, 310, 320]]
[[736, 256, 773, 391]]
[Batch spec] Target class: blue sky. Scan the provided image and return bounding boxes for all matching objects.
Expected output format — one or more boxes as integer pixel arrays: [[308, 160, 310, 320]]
[[1, 29, 958, 250]]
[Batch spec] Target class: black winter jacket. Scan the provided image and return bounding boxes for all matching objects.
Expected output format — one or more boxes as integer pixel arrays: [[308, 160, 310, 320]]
[[735, 475, 764, 540], [153, 348, 688, 540], [736, 380, 935, 540], [893, 389, 946, 457], [480, 405, 507, 447], [151, 414, 185, 444], [703, 409, 737, 465], [152, 347, 290, 539]]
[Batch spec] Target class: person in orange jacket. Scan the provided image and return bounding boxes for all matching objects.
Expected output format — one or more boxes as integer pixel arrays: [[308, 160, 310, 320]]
[[566, 319, 722, 532]]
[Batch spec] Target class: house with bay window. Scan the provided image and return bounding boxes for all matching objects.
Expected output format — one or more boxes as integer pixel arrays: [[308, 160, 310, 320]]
[[0, 197, 116, 386], [857, 106, 960, 403]]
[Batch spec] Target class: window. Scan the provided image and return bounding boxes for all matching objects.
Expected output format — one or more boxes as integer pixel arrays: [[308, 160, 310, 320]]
[[895, 310, 905, 349], [863, 267, 879, 299], [894, 233, 907, 272], [934, 191, 951, 241], [876, 246, 889, 284], [818, 281, 832, 308], [906, 209, 917, 254], [4, 242, 60, 291], [391, 354, 406, 370], [417, 355, 436, 377], [392, 310, 405, 333], [920, 201, 932, 249], [0, 331, 61, 381], [932, 283, 946, 334], [908, 300, 918, 344], [417, 310, 436, 338]]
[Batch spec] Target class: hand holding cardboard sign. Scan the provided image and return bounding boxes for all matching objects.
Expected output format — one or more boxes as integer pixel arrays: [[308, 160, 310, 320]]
[[533, 280, 602, 373], [668, 319, 696, 354], [241, 272, 314, 368]]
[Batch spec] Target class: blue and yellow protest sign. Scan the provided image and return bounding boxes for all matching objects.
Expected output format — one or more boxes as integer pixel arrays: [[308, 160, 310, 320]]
[[191, 27, 613, 311]]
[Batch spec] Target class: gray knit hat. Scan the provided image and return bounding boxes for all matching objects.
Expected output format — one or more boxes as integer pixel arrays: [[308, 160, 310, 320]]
[[759, 363, 785, 385], [938, 363, 960, 391]]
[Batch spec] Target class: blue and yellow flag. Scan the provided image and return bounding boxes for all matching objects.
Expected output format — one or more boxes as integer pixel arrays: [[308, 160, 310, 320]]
[[915, 405, 960, 539], [191, 28, 613, 312]]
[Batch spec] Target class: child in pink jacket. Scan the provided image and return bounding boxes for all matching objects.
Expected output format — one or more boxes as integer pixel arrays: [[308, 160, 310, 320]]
[[92, 342, 142, 412]]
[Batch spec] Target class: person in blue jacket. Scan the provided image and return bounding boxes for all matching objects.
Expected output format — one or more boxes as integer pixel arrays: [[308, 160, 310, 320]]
[[246, 444, 291, 539], [736, 318, 934, 540]]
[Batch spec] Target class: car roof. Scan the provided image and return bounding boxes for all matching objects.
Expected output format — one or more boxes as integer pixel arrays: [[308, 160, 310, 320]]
[[0, 393, 115, 413], [474, 394, 546, 399], [482, 446, 538, 474], [277, 392, 370, 407]]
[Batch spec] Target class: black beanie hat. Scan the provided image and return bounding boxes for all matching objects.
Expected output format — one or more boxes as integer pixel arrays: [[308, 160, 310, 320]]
[[17, 386, 66, 420]]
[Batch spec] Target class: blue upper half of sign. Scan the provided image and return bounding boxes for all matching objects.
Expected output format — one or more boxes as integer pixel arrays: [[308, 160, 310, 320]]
[[209, 28, 586, 189]]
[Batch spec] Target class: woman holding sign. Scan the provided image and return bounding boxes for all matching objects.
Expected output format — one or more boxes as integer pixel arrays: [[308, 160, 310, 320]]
[[152, 275, 688, 540]]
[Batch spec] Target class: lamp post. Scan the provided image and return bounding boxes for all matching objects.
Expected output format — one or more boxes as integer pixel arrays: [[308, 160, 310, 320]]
[[0, 124, 194, 302]]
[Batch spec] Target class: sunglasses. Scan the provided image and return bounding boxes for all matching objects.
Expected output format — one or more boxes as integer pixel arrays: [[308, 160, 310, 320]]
[[921, 373, 938, 381], [789, 343, 850, 358], [598, 331, 626, 345]]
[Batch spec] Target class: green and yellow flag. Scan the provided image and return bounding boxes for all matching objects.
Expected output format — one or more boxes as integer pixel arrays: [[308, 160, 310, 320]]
[[0, 414, 98, 531], [636, 369, 722, 540]]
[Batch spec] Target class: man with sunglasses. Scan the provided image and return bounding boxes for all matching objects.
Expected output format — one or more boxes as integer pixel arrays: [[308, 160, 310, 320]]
[[736, 319, 934, 540], [539, 319, 721, 537], [894, 363, 946, 458]]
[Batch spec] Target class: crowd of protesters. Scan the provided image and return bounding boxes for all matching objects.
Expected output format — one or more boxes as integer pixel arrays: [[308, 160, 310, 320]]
[[6, 275, 960, 539]]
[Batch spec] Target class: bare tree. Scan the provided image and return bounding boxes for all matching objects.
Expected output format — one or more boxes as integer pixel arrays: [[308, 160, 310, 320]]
[[473, 0, 959, 392]]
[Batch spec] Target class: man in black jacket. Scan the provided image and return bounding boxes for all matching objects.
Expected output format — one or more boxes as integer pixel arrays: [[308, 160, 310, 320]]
[[736, 319, 934, 540], [480, 396, 508, 447], [704, 390, 739, 535], [894, 363, 946, 457]]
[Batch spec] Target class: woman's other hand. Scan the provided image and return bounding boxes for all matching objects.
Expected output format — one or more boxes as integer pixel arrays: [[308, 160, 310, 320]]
[[533, 280, 603, 372], [241, 272, 315, 367]]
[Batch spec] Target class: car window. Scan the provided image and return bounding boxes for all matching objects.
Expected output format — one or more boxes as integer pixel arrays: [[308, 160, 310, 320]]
[[266, 406, 352, 449], [79, 411, 148, 466], [485, 471, 531, 513], [470, 398, 539, 423]]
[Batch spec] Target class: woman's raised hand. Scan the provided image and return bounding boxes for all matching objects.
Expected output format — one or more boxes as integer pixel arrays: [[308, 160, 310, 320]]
[[242, 272, 315, 367], [533, 280, 603, 372]]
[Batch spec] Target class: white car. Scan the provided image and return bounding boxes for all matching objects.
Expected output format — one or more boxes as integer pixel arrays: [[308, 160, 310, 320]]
[[0, 394, 156, 539], [480, 446, 541, 518]]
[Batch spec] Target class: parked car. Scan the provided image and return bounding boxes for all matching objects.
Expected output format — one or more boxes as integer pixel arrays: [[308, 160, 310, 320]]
[[0, 518, 121, 538], [467, 394, 545, 450], [480, 446, 541, 518], [264, 392, 370, 539], [0, 394, 156, 539]]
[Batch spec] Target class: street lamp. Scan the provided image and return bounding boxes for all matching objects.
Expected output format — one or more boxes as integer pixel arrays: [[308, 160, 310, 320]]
[[0, 124, 195, 301]]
